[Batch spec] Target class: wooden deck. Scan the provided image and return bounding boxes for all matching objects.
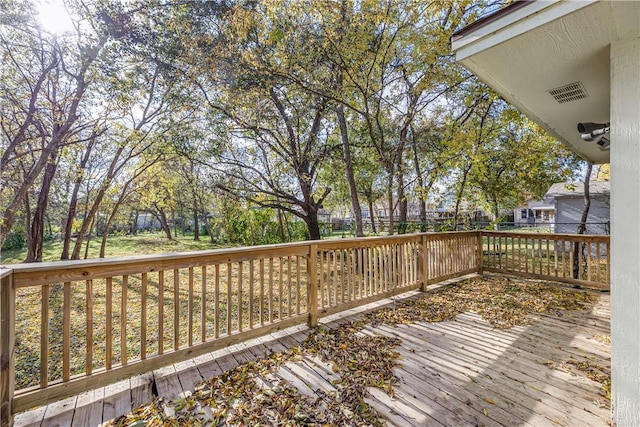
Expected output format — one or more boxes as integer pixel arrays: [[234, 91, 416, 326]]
[[14, 285, 611, 427]]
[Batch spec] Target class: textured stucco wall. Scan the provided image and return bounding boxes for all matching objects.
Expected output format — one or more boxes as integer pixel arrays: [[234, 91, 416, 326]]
[[610, 37, 640, 427]]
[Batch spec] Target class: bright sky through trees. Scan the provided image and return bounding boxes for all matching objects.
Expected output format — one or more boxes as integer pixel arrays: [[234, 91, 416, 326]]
[[36, 0, 74, 34]]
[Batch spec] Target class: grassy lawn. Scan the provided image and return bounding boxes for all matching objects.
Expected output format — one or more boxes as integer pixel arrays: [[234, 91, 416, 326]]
[[0, 232, 231, 265]]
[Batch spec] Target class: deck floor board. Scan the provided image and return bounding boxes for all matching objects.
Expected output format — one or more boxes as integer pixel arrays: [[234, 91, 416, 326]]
[[13, 288, 611, 427]]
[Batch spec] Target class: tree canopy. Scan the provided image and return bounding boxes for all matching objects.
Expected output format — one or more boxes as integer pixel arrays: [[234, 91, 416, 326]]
[[0, 0, 582, 261]]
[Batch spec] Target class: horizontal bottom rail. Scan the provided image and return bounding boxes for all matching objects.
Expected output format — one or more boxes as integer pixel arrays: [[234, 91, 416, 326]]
[[428, 268, 479, 286], [13, 314, 308, 414], [483, 268, 609, 290], [318, 283, 424, 319]]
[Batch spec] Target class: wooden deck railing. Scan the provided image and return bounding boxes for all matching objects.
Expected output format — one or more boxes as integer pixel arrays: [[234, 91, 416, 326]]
[[0, 230, 609, 425], [481, 231, 610, 289]]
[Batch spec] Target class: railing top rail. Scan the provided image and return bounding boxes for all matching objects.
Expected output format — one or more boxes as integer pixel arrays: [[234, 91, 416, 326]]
[[0, 268, 12, 279], [5, 231, 478, 275], [481, 230, 610, 242], [5, 239, 312, 274]]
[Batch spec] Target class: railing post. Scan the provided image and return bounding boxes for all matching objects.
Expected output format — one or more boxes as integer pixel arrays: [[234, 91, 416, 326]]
[[477, 231, 484, 275], [1, 270, 15, 427], [420, 234, 428, 291], [307, 244, 318, 327]]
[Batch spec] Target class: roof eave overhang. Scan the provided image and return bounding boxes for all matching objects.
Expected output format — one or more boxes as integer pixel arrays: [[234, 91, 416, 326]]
[[451, 0, 611, 164]]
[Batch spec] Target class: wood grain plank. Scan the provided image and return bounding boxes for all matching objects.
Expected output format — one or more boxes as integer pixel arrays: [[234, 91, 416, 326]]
[[71, 387, 103, 427], [41, 395, 76, 427], [102, 379, 131, 424]]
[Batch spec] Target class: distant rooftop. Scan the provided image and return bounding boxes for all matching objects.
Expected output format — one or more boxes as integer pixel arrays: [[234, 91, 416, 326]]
[[545, 181, 610, 198]]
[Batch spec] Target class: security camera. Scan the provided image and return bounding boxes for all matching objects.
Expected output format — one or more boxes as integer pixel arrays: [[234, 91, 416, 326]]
[[577, 122, 609, 133], [577, 122, 610, 142]]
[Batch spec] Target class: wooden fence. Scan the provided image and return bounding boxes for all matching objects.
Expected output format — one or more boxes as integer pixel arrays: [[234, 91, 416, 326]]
[[0, 230, 609, 425]]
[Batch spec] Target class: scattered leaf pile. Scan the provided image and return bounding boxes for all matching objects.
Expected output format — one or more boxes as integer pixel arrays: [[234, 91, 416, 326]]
[[365, 276, 598, 329], [111, 324, 397, 426], [593, 334, 611, 345], [562, 358, 611, 402], [109, 276, 603, 426]]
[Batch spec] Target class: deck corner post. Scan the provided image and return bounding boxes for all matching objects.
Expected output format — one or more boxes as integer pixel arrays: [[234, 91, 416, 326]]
[[0, 270, 15, 427], [477, 231, 484, 275], [419, 234, 428, 291], [307, 244, 319, 327]]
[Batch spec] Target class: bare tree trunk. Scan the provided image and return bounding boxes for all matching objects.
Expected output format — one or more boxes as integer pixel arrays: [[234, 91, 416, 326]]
[[26, 150, 59, 262], [453, 162, 472, 231], [336, 106, 364, 237], [396, 166, 408, 234], [62, 137, 96, 259], [412, 134, 427, 232], [386, 171, 395, 235], [153, 205, 172, 240], [305, 209, 322, 241], [83, 217, 95, 259], [367, 198, 377, 234], [193, 198, 200, 241], [573, 163, 593, 279], [277, 208, 286, 242], [131, 210, 139, 235]]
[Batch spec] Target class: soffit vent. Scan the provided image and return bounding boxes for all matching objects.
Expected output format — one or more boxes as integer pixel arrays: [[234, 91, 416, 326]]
[[548, 82, 588, 104]]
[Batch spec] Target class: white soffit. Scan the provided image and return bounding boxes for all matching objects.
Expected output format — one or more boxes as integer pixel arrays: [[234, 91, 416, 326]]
[[452, 1, 640, 164]]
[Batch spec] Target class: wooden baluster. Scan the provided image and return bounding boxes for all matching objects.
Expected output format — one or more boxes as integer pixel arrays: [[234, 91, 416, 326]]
[[215, 264, 221, 336], [308, 244, 318, 327], [587, 241, 592, 282], [158, 272, 164, 355], [287, 256, 292, 318], [561, 240, 566, 278], [249, 261, 254, 329], [268, 258, 274, 323], [259, 260, 264, 326], [335, 250, 340, 303], [187, 268, 194, 347], [596, 242, 601, 283], [326, 251, 332, 306], [227, 263, 232, 335], [296, 255, 301, 315], [86, 279, 94, 373], [524, 238, 529, 273], [141, 274, 147, 359], [346, 249, 352, 300], [278, 257, 283, 319], [569, 240, 575, 279], [365, 247, 370, 296], [40, 285, 49, 387], [238, 262, 243, 332], [0, 272, 15, 427], [538, 238, 543, 274], [121, 276, 128, 366], [552, 239, 558, 277], [173, 270, 180, 350], [63, 282, 71, 381], [546, 238, 551, 276], [318, 251, 324, 309], [201, 266, 207, 342], [105, 277, 113, 366]]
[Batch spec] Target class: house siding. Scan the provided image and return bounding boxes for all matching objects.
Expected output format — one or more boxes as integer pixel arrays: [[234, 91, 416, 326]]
[[554, 196, 610, 234]]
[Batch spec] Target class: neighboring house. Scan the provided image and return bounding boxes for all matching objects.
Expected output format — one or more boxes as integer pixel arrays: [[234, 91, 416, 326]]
[[545, 181, 610, 235], [317, 209, 332, 224], [514, 197, 555, 226], [451, 1, 640, 424]]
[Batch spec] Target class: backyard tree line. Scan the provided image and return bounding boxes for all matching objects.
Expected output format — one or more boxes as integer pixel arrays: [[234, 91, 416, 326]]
[[0, 0, 581, 262]]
